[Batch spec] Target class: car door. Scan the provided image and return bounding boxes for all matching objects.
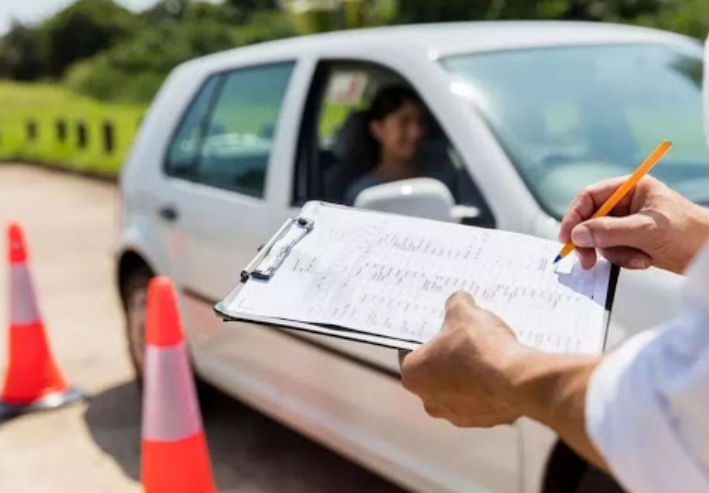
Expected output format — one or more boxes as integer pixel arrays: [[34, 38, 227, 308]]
[[286, 59, 520, 493], [291, 59, 497, 369], [158, 60, 299, 347]]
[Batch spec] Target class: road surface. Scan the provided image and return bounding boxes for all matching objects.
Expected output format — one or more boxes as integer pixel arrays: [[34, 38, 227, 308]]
[[0, 163, 405, 493]]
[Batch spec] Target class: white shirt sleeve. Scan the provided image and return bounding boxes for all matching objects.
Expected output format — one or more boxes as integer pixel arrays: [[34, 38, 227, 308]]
[[585, 32, 709, 493], [585, 241, 709, 493]]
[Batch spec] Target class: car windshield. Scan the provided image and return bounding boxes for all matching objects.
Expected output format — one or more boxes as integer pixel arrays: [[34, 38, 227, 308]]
[[442, 44, 709, 219]]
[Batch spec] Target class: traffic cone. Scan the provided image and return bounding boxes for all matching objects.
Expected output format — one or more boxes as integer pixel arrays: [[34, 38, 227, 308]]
[[141, 276, 217, 493], [0, 222, 83, 418]]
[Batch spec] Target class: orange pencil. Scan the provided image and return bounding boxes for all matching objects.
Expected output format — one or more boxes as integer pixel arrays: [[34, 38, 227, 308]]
[[553, 140, 673, 264]]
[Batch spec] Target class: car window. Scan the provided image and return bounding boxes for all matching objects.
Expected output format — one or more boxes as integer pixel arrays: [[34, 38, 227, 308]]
[[166, 62, 295, 197], [318, 71, 372, 151], [295, 61, 495, 228], [166, 75, 222, 176], [197, 62, 295, 197]]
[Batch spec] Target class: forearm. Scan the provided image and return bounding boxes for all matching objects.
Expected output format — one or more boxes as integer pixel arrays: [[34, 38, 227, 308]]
[[688, 204, 709, 265], [507, 349, 607, 470]]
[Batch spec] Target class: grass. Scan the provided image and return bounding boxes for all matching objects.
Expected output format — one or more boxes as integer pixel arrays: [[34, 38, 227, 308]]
[[0, 81, 354, 178], [0, 82, 147, 177]]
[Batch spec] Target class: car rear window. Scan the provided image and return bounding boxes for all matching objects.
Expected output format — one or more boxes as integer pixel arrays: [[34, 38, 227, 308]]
[[166, 62, 295, 198]]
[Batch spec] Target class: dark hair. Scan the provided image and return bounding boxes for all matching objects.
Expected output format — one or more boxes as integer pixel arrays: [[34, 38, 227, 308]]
[[368, 85, 423, 123], [365, 85, 423, 166], [327, 85, 423, 198]]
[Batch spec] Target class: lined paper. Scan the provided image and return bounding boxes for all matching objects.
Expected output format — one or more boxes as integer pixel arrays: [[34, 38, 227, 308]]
[[229, 202, 612, 354]]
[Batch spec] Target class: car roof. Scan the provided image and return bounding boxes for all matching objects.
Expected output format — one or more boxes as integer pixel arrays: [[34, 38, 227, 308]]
[[188, 21, 699, 70]]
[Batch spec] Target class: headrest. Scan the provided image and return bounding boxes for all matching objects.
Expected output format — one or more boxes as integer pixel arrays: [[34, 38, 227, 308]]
[[331, 110, 371, 161]]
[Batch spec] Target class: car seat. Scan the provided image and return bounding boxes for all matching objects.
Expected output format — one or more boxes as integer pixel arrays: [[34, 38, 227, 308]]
[[323, 110, 378, 203]]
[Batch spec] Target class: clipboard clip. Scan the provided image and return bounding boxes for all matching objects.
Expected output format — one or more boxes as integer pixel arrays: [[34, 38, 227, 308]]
[[241, 217, 314, 282]]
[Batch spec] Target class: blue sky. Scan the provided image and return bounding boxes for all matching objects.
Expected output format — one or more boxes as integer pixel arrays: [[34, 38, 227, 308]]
[[0, 0, 222, 35]]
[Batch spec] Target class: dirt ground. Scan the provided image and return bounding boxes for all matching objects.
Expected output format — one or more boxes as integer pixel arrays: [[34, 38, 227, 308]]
[[0, 163, 404, 493]]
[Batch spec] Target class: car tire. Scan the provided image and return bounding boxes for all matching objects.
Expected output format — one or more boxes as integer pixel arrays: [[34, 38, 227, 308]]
[[121, 266, 218, 406], [543, 441, 626, 493], [122, 266, 152, 381], [575, 467, 625, 493]]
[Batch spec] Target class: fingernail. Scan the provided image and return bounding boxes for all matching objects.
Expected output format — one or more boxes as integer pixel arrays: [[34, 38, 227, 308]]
[[630, 258, 648, 269], [571, 226, 593, 247]]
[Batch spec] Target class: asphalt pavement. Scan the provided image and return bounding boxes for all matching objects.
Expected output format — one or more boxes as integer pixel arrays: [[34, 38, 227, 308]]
[[0, 164, 405, 493]]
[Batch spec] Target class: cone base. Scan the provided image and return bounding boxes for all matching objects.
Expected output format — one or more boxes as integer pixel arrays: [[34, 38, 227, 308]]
[[0, 386, 84, 418], [142, 433, 217, 493]]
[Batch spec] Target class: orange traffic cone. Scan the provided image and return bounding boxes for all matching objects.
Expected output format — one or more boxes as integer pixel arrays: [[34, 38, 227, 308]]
[[141, 276, 217, 493], [0, 222, 83, 417]]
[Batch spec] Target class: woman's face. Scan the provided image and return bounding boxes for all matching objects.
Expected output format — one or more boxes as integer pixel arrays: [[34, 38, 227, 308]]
[[370, 100, 425, 163]]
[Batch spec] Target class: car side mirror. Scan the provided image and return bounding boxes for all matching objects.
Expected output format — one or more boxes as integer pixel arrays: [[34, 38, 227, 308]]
[[353, 178, 456, 222]]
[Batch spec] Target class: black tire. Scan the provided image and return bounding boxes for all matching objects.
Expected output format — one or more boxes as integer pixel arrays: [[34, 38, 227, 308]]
[[576, 467, 625, 493], [120, 266, 219, 408], [543, 441, 626, 493], [121, 266, 152, 383]]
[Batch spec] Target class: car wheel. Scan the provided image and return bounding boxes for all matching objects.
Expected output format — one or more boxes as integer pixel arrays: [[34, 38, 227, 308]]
[[121, 267, 219, 407], [543, 441, 626, 493], [122, 266, 152, 382], [576, 467, 625, 493]]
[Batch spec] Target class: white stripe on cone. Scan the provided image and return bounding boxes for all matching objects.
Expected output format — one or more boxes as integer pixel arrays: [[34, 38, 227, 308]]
[[10, 265, 41, 326], [142, 341, 203, 442]]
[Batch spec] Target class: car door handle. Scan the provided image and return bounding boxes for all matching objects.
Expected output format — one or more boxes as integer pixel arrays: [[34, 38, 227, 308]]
[[450, 205, 481, 222], [158, 205, 179, 222]]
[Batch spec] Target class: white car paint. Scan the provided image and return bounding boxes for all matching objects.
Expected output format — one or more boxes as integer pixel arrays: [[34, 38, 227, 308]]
[[118, 21, 697, 493]]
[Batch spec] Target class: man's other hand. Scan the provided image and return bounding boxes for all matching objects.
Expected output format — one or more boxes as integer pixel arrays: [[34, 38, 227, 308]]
[[399, 292, 525, 428], [559, 176, 709, 273]]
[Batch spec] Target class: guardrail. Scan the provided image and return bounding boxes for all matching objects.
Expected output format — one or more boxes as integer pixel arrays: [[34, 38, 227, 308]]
[[0, 113, 143, 177]]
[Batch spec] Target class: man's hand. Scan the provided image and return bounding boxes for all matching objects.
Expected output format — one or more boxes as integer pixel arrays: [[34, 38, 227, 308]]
[[560, 176, 709, 274], [400, 292, 607, 469], [399, 292, 525, 427]]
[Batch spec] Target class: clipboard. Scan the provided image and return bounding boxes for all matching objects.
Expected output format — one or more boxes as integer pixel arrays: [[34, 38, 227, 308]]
[[214, 213, 422, 350], [214, 202, 620, 353]]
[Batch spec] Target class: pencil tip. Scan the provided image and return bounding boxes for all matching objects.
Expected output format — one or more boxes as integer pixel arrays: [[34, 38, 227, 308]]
[[553, 255, 562, 264]]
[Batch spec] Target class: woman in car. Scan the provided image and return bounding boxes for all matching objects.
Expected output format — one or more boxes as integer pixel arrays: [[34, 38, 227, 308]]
[[344, 85, 427, 205]]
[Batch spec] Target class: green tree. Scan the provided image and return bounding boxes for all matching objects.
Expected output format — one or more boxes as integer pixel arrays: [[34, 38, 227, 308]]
[[226, 0, 279, 22], [143, 0, 237, 22], [63, 1, 296, 103], [395, 0, 480, 23], [637, 0, 709, 39], [40, 0, 140, 77], [283, 0, 398, 33], [0, 22, 44, 81], [143, 0, 189, 21], [392, 0, 667, 23], [64, 18, 240, 101], [237, 10, 297, 45]]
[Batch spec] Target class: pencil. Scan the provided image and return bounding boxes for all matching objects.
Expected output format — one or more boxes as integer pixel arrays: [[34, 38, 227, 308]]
[[553, 140, 673, 264]]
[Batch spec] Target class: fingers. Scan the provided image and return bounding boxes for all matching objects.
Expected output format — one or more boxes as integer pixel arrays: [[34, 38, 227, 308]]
[[560, 190, 596, 243], [598, 247, 652, 269], [399, 346, 420, 373], [559, 177, 633, 242], [571, 214, 654, 250], [424, 403, 445, 419], [399, 345, 428, 393], [571, 213, 656, 270], [443, 291, 476, 329], [575, 247, 597, 270], [445, 291, 475, 311], [421, 402, 514, 428], [449, 415, 515, 428], [398, 349, 411, 368]]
